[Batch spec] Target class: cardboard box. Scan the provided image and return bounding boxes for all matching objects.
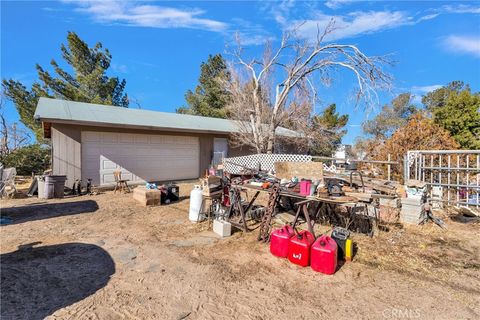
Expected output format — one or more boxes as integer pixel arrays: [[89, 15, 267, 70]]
[[274, 161, 323, 180], [133, 186, 161, 206]]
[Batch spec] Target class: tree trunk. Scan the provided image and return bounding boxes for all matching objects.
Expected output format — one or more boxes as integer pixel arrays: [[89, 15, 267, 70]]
[[266, 120, 276, 154], [252, 82, 264, 153], [249, 113, 261, 154]]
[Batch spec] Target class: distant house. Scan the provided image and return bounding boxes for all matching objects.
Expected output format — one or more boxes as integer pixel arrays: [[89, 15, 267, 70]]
[[34, 98, 298, 186], [333, 144, 353, 164]]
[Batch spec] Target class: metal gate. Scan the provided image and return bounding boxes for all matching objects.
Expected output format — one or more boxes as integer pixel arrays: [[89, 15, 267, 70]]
[[405, 150, 480, 207]]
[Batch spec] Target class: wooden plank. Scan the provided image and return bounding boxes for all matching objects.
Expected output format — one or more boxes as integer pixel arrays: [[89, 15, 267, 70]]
[[344, 191, 373, 202]]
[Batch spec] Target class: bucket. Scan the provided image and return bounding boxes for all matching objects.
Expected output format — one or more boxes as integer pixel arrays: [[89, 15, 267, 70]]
[[44, 175, 67, 199], [36, 176, 46, 199], [299, 180, 312, 196]]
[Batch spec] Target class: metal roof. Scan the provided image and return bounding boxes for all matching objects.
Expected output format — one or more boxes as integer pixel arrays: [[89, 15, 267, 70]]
[[34, 97, 299, 137]]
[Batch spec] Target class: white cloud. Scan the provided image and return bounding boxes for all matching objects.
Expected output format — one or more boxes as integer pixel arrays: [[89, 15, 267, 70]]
[[273, 2, 479, 43], [443, 35, 480, 57], [290, 10, 420, 42], [417, 13, 439, 22], [411, 85, 443, 93], [230, 18, 275, 46], [111, 63, 128, 74], [410, 84, 444, 104], [412, 94, 422, 105], [438, 4, 480, 14], [65, 0, 228, 32], [324, 0, 355, 10]]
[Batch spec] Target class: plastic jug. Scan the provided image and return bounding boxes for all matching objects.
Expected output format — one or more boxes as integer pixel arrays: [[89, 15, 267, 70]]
[[299, 180, 312, 196], [270, 225, 295, 258], [288, 230, 315, 267], [311, 235, 338, 275], [331, 227, 350, 261]]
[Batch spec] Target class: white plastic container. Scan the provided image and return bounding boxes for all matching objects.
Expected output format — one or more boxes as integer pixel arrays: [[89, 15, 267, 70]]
[[213, 219, 231, 237], [189, 185, 204, 222], [36, 176, 45, 199]]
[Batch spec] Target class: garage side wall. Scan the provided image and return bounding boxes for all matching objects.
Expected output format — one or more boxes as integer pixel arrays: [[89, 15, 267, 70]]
[[50, 123, 249, 185], [51, 124, 81, 187]]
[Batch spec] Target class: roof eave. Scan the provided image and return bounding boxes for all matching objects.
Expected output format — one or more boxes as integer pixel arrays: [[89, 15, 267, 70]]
[[39, 118, 234, 135]]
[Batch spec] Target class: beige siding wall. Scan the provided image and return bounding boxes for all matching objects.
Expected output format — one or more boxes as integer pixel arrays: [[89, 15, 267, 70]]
[[51, 125, 81, 187], [50, 123, 253, 185]]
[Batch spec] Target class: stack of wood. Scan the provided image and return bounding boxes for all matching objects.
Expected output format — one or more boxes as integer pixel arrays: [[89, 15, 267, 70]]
[[133, 186, 161, 206], [324, 172, 399, 196]]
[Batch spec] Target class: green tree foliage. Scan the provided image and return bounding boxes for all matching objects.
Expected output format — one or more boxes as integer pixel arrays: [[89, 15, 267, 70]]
[[0, 144, 50, 175], [422, 81, 480, 149], [177, 54, 231, 118], [422, 81, 465, 111], [2, 32, 128, 140], [309, 104, 349, 156], [362, 93, 417, 140]]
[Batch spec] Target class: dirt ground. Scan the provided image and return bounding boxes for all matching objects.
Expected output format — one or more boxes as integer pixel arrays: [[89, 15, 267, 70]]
[[1, 182, 479, 320]]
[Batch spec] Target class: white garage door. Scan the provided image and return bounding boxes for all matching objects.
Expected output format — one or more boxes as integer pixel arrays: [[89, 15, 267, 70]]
[[82, 131, 199, 186]]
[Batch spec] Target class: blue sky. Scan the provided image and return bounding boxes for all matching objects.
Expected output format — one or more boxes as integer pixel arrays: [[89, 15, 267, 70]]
[[1, 0, 479, 144]]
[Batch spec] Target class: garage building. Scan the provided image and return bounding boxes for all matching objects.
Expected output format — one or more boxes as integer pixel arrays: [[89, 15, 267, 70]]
[[34, 98, 298, 187]]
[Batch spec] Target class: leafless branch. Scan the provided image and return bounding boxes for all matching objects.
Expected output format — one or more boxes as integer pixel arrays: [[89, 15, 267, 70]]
[[226, 20, 393, 154]]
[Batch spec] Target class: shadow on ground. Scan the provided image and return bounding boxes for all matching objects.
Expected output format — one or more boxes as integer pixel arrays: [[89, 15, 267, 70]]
[[0, 242, 115, 320], [0, 200, 99, 225]]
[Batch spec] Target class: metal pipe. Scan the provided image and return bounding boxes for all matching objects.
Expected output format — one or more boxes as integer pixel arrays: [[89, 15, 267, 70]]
[[477, 155, 480, 208], [424, 182, 479, 189], [457, 155, 460, 205], [311, 156, 399, 165], [408, 150, 480, 155], [466, 154, 470, 205], [447, 155, 451, 204], [421, 166, 480, 171], [430, 199, 479, 206], [387, 154, 391, 181]]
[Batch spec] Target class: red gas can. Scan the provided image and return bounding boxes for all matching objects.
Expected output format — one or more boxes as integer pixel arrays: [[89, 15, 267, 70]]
[[311, 235, 338, 275], [270, 225, 295, 258], [288, 230, 315, 267]]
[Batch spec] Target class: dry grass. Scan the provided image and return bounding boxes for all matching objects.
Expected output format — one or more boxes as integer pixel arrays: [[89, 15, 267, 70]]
[[1, 182, 479, 319]]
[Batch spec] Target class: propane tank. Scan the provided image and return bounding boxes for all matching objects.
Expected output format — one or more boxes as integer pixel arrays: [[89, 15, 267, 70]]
[[189, 185, 204, 222]]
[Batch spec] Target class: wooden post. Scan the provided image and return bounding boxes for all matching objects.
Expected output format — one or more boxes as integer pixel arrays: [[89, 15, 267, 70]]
[[387, 154, 391, 181]]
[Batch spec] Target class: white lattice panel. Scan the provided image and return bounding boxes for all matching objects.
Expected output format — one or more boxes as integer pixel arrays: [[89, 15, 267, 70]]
[[223, 154, 312, 174]]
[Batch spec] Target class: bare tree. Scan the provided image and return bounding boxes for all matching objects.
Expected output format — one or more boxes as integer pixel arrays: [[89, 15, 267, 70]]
[[0, 94, 31, 157], [227, 20, 393, 154]]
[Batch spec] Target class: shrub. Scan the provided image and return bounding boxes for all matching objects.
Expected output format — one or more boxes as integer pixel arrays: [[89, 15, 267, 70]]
[[0, 144, 51, 175]]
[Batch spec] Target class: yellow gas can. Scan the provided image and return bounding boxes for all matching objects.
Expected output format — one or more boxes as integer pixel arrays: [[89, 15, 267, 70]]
[[345, 238, 353, 262]]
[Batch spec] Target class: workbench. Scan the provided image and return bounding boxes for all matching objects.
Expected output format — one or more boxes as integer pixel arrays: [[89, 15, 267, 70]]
[[228, 183, 368, 241]]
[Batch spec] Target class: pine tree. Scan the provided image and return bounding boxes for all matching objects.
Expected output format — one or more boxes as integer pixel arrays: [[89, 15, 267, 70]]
[[3, 32, 128, 140], [362, 93, 417, 140], [177, 54, 231, 118], [309, 104, 349, 156]]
